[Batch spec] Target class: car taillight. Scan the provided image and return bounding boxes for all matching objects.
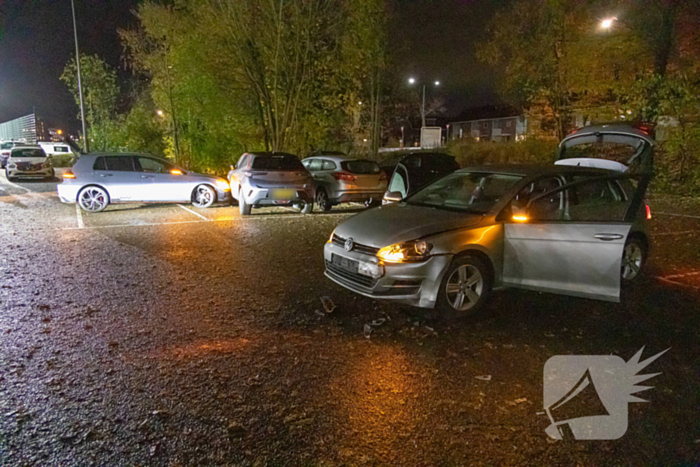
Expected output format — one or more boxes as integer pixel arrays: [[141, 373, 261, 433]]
[[333, 172, 356, 182], [63, 170, 76, 179], [379, 172, 388, 182], [645, 204, 651, 220]]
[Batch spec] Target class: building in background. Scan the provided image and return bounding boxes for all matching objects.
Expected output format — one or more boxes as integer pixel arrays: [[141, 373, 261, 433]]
[[448, 106, 529, 142]]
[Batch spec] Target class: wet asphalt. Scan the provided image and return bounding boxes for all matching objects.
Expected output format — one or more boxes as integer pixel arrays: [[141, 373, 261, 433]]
[[0, 173, 699, 466]]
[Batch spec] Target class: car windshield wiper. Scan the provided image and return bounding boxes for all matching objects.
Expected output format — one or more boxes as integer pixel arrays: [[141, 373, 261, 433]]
[[407, 200, 485, 214]]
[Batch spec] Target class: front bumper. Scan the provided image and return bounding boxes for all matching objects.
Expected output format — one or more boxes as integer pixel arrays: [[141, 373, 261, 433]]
[[323, 242, 452, 309], [215, 188, 231, 203], [6, 167, 53, 178], [243, 184, 314, 206]]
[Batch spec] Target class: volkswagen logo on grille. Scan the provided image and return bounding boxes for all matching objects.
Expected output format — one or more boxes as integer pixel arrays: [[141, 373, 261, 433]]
[[344, 237, 354, 252]]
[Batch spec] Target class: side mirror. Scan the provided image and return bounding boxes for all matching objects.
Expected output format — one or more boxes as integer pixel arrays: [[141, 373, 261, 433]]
[[383, 191, 403, 203], [511, 200, 529, 222]]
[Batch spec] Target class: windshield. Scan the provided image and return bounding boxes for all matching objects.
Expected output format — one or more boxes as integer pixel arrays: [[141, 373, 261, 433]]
[[342, 160, 380, 174], [407, 172, 523, 213], [251, 156, 304, 171], [11, 148, 46, 158]]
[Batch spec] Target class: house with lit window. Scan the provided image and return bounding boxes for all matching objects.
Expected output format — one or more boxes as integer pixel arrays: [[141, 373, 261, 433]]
[[448, 106, 529, 142]]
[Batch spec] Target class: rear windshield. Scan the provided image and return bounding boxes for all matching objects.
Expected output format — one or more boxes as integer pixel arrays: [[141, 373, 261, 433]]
[[251, 156, 304, 171], [560, 134, 649, 172], [11, 148, 46, 158], [1, 142, 14, 150], [341, 160, 380, 174]]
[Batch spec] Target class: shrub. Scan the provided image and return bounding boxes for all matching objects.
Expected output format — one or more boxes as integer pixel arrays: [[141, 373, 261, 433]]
[[445, 138, 558, 167]]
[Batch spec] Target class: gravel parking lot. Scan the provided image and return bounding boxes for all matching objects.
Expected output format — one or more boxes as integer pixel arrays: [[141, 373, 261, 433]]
[[0, 173, 698, 466]]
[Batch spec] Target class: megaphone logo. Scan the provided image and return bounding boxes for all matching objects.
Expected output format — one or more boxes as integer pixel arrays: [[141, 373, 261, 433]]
[[543, 347, 668, 440]]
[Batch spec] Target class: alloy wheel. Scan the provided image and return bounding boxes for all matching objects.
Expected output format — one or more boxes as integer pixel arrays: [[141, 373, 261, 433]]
[[79, 187, 108, 212], [445, 264, 484, 311], [622, 242, 643, 280], [194, 185, 214, 208]]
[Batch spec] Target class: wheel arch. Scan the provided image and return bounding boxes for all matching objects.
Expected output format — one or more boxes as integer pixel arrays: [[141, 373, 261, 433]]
[[452, 247, 496, 289]]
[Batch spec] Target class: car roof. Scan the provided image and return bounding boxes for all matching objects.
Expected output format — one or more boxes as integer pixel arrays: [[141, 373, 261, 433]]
[[561, 123, 655, 145], [305, 155, 370, 163], [456, 164, 614, 177], [247, 152, 298, 158]]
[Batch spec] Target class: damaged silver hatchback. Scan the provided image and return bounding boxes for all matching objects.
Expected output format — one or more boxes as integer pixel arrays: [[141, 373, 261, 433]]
[[324, 124, 654, 314]]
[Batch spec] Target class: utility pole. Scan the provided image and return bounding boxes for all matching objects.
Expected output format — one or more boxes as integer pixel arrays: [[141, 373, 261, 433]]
[[71, 0, 89, 153]]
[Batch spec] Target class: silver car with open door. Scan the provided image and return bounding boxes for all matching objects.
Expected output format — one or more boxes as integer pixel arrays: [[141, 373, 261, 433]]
[[324, 123, 653, 314], [57, 153, 231, 212], [302, 155, 388, 211]]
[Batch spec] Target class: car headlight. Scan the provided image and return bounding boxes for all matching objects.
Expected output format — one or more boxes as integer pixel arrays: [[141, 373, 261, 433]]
[[215, 179, 230, 191], [328, 229, 335, 243], [8, 164, 16, 169], [377, 240, 433, 263]]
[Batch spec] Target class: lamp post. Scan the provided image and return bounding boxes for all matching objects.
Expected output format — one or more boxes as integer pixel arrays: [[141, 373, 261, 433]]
[[408, 78, 440, 128], [71, 0, 89, 153]]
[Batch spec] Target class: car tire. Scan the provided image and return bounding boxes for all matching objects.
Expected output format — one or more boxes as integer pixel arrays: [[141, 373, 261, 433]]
[[436, 254, 492, 316], [621, 237, 646, 284], [77, 186, 110, 213], [300, 200, 314, 214], [239, 191, 252, 216], [316, 188, 332, 212], [191, 184, 216, 208]]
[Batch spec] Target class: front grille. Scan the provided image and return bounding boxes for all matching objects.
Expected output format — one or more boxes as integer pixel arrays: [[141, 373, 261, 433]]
[[332, 234, 379, 256], [325, 260, 378, 289]]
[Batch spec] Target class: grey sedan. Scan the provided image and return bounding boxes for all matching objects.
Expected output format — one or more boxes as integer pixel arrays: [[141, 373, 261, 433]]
[[324, 124, 653, 314], [57, 153, 231, 213]]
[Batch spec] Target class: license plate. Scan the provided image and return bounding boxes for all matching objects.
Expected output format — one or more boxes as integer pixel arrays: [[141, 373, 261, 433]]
[[269, 188, 296, 200], [331, 254, 358, 274]]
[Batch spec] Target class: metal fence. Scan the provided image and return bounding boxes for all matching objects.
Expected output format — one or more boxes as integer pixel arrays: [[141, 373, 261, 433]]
[[0, 114, 37, 144]]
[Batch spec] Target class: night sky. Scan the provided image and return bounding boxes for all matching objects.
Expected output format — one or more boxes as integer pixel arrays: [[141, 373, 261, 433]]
[[0, 0, 505, 132]]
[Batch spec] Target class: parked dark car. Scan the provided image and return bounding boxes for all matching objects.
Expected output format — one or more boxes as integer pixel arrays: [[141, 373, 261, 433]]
[[383, 152, 460, 203]]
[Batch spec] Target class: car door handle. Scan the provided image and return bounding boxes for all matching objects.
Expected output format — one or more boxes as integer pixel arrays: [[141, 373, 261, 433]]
[[100, 174, 113, 177], [141, 175, 155, 179], [594, 233, 624, 241]]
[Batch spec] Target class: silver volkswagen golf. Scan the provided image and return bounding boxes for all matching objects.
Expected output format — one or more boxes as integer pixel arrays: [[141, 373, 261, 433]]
[[57, 153, 231, 212], [324, 124, 654, 314]]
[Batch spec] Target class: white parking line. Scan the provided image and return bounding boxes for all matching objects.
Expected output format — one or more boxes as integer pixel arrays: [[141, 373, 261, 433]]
[[654, 212, 700, 219], [75, 204, 84, 229], [0, 174, 30, 192], [655, 276, 700, 290], [178, 204, 210, 221]]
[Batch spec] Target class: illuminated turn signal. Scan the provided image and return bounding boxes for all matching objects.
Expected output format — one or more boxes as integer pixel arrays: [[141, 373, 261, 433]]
[[512, 215, 528, 222], [170, 169, 183, 175], [63, 171, 76, 179], [645, 204, 652, 220]]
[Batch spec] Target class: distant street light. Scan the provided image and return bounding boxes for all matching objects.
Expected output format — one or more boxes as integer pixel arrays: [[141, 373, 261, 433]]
[[71, 0, 89, 153], [600, 17, 616, 29], [157, 110, 164, 117], [407, 78, 441, 128]]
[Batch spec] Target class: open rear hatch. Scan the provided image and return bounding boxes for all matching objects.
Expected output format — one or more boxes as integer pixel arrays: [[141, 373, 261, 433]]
[[555, 124, 655, 220], [555, 124, 654, 175]]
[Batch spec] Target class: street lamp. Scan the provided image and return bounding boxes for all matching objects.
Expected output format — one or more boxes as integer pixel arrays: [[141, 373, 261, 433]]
[[600, 17, 616, 29], [408, 78, 441, 128], [71, 0, 88, 153], [157, 110, 164, 117]]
